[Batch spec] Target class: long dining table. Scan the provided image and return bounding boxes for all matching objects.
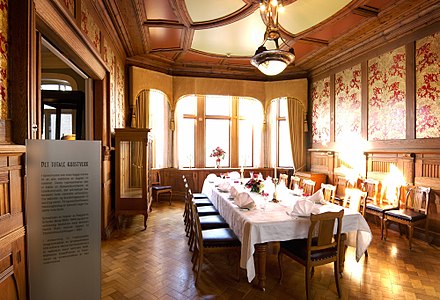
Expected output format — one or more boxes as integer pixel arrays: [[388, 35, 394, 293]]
[[201, 177, 372, 290]]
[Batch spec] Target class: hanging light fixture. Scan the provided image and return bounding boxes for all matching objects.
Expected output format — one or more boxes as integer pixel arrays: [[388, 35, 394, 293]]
[[251, 0, 295, 76]]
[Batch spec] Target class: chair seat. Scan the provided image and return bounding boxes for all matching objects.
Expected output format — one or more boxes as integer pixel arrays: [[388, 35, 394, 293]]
[[385, 209, 427, 222], [200, 215, 229, 230], [196, 206, 219, 216], [366, 203, 397, 213], [202, 228, 240, 247], [193, 193, 209, 199], [280, 238, 337, 262], [152, 185, 172, 191], [193, 198, 213, 207]]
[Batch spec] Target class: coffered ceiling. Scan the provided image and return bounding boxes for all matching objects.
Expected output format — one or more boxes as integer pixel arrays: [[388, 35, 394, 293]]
[[104, 0, 439, 80]]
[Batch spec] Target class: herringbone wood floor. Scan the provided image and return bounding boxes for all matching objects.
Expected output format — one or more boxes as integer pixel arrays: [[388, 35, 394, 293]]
[[101, 201, 440, 300]]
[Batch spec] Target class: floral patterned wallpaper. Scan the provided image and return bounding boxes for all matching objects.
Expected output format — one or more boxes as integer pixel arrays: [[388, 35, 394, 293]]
[[335, 64, 361, 141], [0, 0, 8, 119], [81, 0, 101, 50], [311, 77, 330, 144], [368, 46, 406, 140], [416, 32, 440, 138], [59, 0, 75, 16], [115, 59, 125, 128]]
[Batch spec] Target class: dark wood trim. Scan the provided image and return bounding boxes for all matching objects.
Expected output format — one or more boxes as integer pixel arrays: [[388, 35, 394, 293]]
[[406, 42, 416, 140], [8, 0, 35, 144], [35, 0, 106, 80]]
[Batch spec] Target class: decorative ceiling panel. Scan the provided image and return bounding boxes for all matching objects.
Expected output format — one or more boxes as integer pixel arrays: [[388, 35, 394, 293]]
[[185, 0, 245, 22], [144, 0, 178, 21], [305, 14, 366, 41], [148, 27, 183, 50], [281, 0, 352, 34], [192, 10, 265, 57], [112, 0, 439, 80]]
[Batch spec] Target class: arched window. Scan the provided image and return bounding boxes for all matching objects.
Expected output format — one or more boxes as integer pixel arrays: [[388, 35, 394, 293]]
[[132, 89, 170, 168], [41, 79, 73, 91], [176, 95, 263, 168]]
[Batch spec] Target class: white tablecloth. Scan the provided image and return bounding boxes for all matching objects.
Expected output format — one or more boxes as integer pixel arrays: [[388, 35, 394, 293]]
[[202, 178, 372, 283]]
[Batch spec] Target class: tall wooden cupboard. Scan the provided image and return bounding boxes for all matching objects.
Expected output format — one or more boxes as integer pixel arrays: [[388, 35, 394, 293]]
[[115, 128, 152, 229]]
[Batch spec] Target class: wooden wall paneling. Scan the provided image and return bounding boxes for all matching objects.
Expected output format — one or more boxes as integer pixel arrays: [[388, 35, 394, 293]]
[[0, 146, 27, 300], [162, 168, 276, 202]]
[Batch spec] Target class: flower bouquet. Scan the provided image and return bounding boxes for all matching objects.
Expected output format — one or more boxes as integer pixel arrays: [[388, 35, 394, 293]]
[[245, 175, 265, 194], [210, 146, 226, 168]]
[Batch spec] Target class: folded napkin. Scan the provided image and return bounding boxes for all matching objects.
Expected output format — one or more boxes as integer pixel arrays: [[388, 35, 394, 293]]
[[217, 181, 232, 192], [230, 185, 245, 197], [307, 188, 325, 204], [235, 192, 255, 209], [291, 199, 318, 216]]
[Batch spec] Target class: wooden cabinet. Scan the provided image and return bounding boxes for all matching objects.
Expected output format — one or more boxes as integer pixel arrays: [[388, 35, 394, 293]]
[[0, 145, 27, 300], [296, 171, 327, 191], [115, 128, 152, 229]]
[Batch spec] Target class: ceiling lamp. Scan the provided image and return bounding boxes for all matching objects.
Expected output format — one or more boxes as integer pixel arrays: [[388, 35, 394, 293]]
[[251, 0, 295, 76]]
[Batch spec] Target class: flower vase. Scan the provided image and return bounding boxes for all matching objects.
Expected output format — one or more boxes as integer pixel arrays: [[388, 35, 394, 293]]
[[215, 158, 221, 168]]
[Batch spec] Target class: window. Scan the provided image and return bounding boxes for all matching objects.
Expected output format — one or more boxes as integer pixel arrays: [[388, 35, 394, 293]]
[[269, 98, 294, 168], [176, 95, 263, 168], [41, 79, 73, 91], [148, 90, 169, 168]]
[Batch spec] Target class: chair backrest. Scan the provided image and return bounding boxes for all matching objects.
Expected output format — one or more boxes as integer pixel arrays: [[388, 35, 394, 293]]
[[229, 171, 240, 179], [343, 189, 367, 215], [286, 168, 295, 189], [302, 179, 316, 196], [308, 210, 344, 259], [362, 178, 379, 203], [279, 174, 288, 187], [321, 183, 337, 203], [151, 170, 161, 185], [379, 184, 401, 206], [289, 176, 301, 190], [405, 186, 431, 214]]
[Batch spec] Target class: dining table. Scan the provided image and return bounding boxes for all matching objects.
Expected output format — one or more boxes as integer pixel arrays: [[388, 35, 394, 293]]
[[201, 177, 372, 290]]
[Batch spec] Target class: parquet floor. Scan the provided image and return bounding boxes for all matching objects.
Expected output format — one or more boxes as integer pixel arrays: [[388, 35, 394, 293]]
[[101, 201, 440, 300]]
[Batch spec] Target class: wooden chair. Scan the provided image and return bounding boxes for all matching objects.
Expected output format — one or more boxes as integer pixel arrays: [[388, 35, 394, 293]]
[[334, 176, 357, 205], [321, 183, 337, 203], [188, 197, 229, 252], [182, 175, 213, 235], [191, 202, 241, 286], [289, 175, 301, 190], [343, 189, 367, 215], [364, 180, 401, 240], [185, 187, 215, 237], [302, 179, 316, 196], [384, 186, 431, 250], [151, 169, 172, 205], [279, 173, 288, 187], [278, 210, 344, 299]]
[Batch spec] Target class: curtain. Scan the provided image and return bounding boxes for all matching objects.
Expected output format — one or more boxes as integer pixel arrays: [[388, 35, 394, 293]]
[[287, 98, 305, 172], [131, 90, 150, 186], [131, 90, 149, 128]]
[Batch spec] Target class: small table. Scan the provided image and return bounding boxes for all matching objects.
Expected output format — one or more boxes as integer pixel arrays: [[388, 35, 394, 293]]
[[202, 179, 372, 290]]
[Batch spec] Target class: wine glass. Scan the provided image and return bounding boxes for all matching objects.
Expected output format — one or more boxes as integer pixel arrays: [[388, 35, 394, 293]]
[[261, 191, 269, 212]]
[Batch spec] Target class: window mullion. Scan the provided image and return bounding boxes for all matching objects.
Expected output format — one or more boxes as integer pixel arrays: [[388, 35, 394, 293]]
[[231, 97, 238, 168], [195, 95, 205, 168]]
